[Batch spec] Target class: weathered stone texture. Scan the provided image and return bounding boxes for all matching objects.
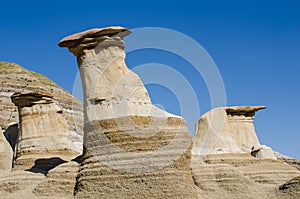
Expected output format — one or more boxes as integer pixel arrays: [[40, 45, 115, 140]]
[[60, 26, 197, 198], [0, 26, 299, 199], [191, 154, 300, 199], [10, 92, 78, 172], [191, 106, 300, 199], [0, 62, 83, 154], [0, 127, 13, 175], [192, 106, 266, 156]]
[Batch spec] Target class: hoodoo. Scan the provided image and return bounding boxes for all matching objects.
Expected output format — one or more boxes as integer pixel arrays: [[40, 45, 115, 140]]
[[192, 106, 267, 156], [11, 92, 78, 171], [59, 26, 197, 198], [191, 106, 300, 198]]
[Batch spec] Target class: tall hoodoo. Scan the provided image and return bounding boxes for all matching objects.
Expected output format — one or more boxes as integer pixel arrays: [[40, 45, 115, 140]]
[[59, 26, 174, 122], [59, 26, 197, 198], [11, 92, 77, 170]]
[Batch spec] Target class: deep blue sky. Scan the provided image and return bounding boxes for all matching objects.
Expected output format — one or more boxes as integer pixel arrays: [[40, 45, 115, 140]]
[[1, 0, 299, 159]]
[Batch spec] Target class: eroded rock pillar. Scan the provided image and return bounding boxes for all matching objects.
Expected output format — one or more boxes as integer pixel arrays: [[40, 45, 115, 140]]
[[192, 106, 271, 157], [59, 26, 197, 198], [11, 92, 77, 171]]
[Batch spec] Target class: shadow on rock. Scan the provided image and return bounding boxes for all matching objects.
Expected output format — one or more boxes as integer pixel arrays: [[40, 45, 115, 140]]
[[3, 123, 19, 152], [26, 157, 67, 175]]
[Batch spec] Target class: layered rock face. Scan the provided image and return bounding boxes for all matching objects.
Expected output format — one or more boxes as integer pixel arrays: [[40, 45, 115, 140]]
[[191, 106, 300, 199], [192, 106, 267, 156], [11, 92, 78, 170], [0, 62, 83, 154], [279, 176, 300, 198], [191, 154, 300, 199], [0, 26, 299, 199], [59, 26, 197, 198], [0, 92, 80, 199], [32, 161, 80, 198], [0, 64, 83, 198], [0, 160, 80, 199]]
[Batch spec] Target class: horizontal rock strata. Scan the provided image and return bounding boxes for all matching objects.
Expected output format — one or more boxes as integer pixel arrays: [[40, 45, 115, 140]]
[[191, 105, 300, 198], [0, 160, 80, 199], [0, 26, 299, 199], [191, 154, 300, 199], [11, 92, 78, 171], [0, 62, 83, 154], [59, 26, 197, 198], [75, 116, 195, 198], [192, 106, 266, 156]]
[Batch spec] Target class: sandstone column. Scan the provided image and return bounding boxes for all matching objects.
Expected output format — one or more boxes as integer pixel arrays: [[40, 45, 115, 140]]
[[59, 26, 197, 198], [11, 92, 77, 171], [192, 106, 268, 157]]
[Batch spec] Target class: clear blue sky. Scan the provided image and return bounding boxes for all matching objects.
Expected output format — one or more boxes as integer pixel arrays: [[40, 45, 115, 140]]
[[1, 0, 299, 159]]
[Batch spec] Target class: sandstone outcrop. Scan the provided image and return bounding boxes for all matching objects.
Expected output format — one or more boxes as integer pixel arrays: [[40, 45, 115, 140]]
[[279, 176, 300, 198], [0, 91, 80, 198], [280, 157, 300, 171], [192, 106, 267, 156], [0, 26, 299, 199], [0, 160, 79, 199], [0, 127, 13, 175], [191, 106, 300, 198], [0, 62, 83, 154], [11, 92, 78, 171], [59, 26, 197, 198], [251, 144, 277, 159], [191, 154, 300, 199], [32, 161, 80, 198], [0, 63, 83, 198]]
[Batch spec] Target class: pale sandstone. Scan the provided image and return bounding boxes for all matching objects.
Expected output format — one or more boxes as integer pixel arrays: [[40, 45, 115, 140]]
[[0, 26, 299, 199], [0, 62, 83, 154], [251, 145, 277, 160], [11, 92, 78, 171], [278, 176, 300, 198], [60, 27, 177, 122], [60, 26, 197, 198], [33, 161, 80, 198], [192, 106, 266, 156], [0, 160, 79, 199], [0, 170, 46, 199], [0, 127, 13, 175], [191, 154, 300, 199], [191, 105, 300, 198]]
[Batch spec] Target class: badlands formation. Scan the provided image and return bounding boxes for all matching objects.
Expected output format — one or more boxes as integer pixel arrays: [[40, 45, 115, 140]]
[[59, 26, 196, 198], [11, 92, 78, 171], [0, 26, 299, 198]]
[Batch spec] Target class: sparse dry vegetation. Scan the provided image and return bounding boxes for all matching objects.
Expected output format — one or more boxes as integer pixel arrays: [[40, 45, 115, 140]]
[[0, 62, 59, 88]]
